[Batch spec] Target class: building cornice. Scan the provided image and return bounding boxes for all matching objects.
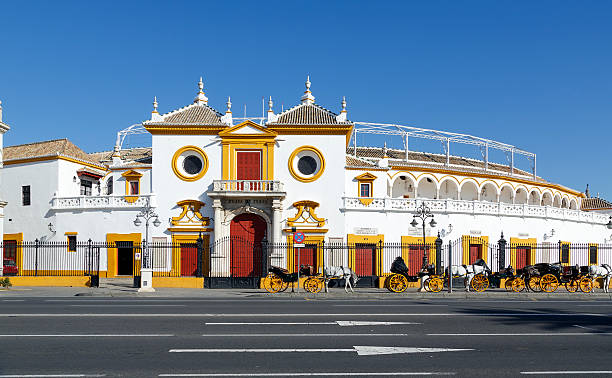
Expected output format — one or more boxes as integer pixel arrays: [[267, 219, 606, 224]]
[[4, 154, 107, 171]]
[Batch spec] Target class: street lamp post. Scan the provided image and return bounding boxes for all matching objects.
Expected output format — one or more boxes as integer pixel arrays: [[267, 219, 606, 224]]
[[410, 202, 437, 268], [133, 199, 161, 292]]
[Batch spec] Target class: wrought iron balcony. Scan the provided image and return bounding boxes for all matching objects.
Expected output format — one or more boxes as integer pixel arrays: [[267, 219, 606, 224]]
[[51, 194, 156, 210], [209, 180, 285, 198]]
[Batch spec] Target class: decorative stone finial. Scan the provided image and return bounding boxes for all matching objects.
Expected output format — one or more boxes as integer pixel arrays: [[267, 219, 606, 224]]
[[300, 75, 315, 105], [194, 77, 208, 105], [267, 95, 278, 123], [152, 96, 158, 113], [268, 96, 273, 112], [336, 96, 348, 123], [0, 100, 3, 122], [220, 96, 233, 126], [150, 96, 163, 121]]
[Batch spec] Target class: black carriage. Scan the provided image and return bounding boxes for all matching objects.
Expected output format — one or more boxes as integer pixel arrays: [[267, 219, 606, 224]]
[[262, 265, 317, 293], [517, 263, 593, 293], [385, 256, 430, 293]]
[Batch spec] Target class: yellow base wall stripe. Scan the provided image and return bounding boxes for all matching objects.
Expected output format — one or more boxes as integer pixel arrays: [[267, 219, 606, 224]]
[[4, 276, 91, 287]]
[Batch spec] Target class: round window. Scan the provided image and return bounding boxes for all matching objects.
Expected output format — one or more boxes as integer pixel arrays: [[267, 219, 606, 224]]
[[297, 156, 317, 175], [172, 146, 208, 182], [183, 155, 203, 175], [288, 146, 325, 182]]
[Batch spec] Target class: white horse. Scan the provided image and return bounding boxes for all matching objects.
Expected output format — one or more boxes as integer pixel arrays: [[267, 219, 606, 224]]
[[324, 266, 359, 293], [433, 260, 488, 292], [588, 264, 612, 293]]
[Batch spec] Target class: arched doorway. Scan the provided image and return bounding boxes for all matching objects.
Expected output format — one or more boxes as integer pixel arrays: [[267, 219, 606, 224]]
[[230, 213, 267, 282]]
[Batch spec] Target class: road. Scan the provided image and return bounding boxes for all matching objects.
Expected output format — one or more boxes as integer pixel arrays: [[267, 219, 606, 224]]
[[0, 295, 611, 377]]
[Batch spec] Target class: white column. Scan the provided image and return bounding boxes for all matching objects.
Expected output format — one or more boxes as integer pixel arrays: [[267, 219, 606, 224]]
[[272, 199, 282, 243], [213, 199, 223, 244]]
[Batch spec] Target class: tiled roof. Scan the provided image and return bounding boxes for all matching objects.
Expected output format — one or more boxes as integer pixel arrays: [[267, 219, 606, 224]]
[[145, 103, 224, 125], [346, 155, 381, 169], [88, 147, 152, 165], [4, 139, 102, 167], [346, 146, 538, 180], [581, 197, 612, 210], [268, 103, 350, 125]]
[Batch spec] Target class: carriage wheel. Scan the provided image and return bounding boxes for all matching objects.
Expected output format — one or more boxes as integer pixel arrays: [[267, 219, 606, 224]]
[[388, 274, 409, 293], [470, 273, 489, 292], [540, 273, 559, 293], [263, 274, 283, 293], [528, 276, 542, 292], [565, 279, 579, 293], [428, 277, 444, 293], [579, 276, 593, 293], [504, 278, 514, 292], [511, 277, 525, 292], [304, 277, 323, 293]]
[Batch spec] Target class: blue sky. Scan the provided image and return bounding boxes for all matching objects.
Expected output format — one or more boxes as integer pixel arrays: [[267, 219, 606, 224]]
[[1, 1, 610, 197]]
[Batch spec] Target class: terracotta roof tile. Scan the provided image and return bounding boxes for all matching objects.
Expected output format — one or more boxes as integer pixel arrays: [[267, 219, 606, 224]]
[[144, 103, 224, 125], [581, 197, 612, 210], [88, 147, 152, 165], [268, 103, 350, 125], [4, 139, 101, 166]]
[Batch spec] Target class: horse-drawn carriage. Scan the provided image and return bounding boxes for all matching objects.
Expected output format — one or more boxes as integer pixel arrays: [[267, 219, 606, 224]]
[[385, 256, 433, 293], [263, 265, 359, 294], [517, 262, 593, 293]]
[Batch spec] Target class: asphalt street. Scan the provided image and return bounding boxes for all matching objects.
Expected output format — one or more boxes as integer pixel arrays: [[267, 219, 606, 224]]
[[0, 294, 611, 377]]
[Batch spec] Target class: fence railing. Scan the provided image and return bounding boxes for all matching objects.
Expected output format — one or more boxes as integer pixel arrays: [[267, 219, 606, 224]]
[[2, 238, 611, 281]]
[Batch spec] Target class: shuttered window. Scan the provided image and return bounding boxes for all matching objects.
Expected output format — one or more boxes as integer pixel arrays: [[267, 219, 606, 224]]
[[560, 244, 570, 264], [589, 245, 597, 265]]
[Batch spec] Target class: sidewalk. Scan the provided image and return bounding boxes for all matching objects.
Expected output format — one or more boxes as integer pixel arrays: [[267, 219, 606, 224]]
[[2, 284, 612, 299]]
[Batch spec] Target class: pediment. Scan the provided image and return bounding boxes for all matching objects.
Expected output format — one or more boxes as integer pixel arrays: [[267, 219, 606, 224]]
[[218, 120, 278, 138], [355, 172, 377, 181]]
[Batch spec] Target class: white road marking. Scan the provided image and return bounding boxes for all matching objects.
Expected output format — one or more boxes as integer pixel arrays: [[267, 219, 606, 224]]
[[159, 373, 456, 376], [521, 371, 612, 375], [169, 346, 473, 356], [0, 312, 607, 317], [70, 304, 187, 307], [0, 375, 105, 377], [573, 324, 599, 331], [204, 321, 421, 326], [201, 333, 409, 337], [0, 334, 174, 337], [577, 304, 612, 306], [333, 304, 448, 307], [428, 333, 612, 336], [2, 300, 25, 302]]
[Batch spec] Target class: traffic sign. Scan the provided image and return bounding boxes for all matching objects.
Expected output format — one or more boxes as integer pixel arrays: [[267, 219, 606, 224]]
[[293, 232, 305, 243]]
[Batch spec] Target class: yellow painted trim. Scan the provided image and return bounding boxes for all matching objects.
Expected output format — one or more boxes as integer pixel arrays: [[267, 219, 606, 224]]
[[171, 233, 210, 277], [171, 200, 210, 226], [286, 235, 324, 273], [401, 236, 437, 267], [152, 277, 204, 288], [6, 276, 91, 287], [355, 172, 376, 200], [167, 227, 214, 233], [288, 145, 325, 183], [358, 197, 374, 206], [559, 241, 571, 266], [106, 233, 141, 278], [461, 235, 489, 264], [4, 155, 107, 171], [3, 232, 24, 273], [282, 228, 328, 234], [218, 120, 278, 138], [354, 172, 377, 181], [171, 145, 209, 182], [66, 233, 78, 252], [588, 243, 598, 265], [287, 200, 326, 227], [347, 234, 384, 276], [266, 125, 353, 147], [122, 169, 142, 198], [509, 237, 537, 269]]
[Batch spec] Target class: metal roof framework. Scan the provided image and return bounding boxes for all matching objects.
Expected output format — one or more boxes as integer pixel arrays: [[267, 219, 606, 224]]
[[351, 122, 537, 179], [115, 120, 538, 179]]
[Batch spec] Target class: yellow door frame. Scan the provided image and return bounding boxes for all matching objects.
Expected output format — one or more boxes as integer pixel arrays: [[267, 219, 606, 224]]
[[509, 237, 537, 269], [461, 235, 489, 264], [106, 233, 141, 278], [171, 233, 210, 277], [347, 234, 384, 276], [3, 232, 23, 273], [400, 236, 437, 275]]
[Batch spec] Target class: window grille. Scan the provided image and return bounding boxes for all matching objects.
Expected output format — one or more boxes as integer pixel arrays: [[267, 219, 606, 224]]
[[22, 185, 30, 206]]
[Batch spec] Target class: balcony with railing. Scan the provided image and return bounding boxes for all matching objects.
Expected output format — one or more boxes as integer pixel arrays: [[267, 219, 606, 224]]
[[208, 180, 286, 198], [342, 197, 609, 225], [51, 194, 156, 210]]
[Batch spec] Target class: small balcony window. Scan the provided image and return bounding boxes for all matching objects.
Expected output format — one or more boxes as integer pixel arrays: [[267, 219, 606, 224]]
[[80, 180, 93, 196], [359, 183, 371, 198], [129, 180, 139, 195], [106, 178, 113, 195], [22, 185, 31, 206]]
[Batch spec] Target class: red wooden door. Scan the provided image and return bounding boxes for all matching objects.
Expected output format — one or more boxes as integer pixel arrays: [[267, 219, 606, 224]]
[[408, 246, 428, 275], [355, 244, 376, 276], [294, 244, 317, 273], [180, 243, 197, 276], [236, 151, 261, 180], [469, 244, 482, 264], [230, 213, 266, 277], [516, 246, 530, 269]]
